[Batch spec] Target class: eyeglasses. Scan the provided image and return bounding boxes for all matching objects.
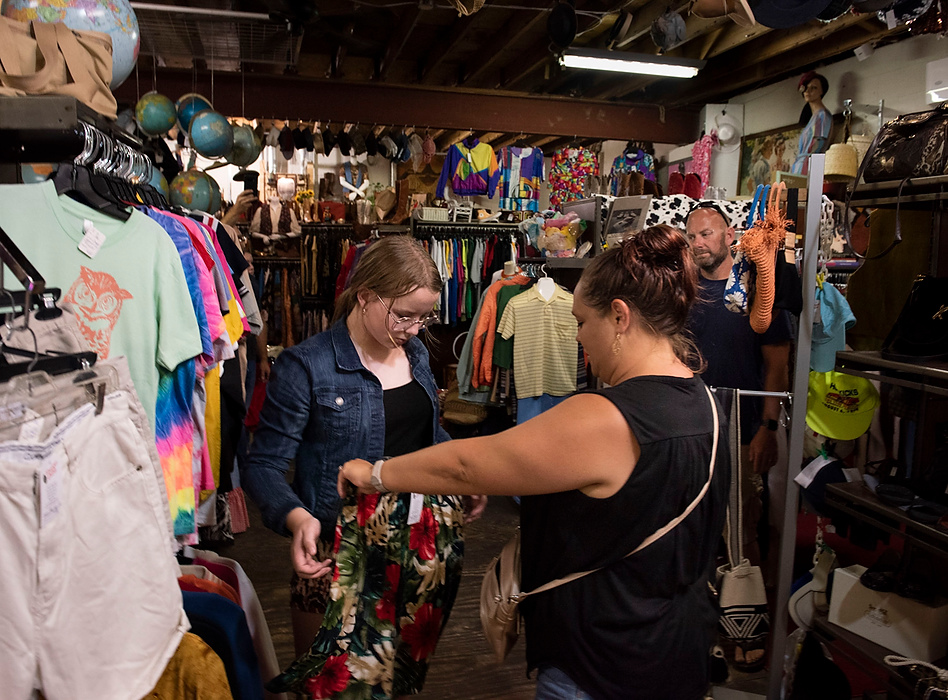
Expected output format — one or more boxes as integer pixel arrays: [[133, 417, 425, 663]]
[[375, 293, 438, 331], [685, 200, 730, 227]]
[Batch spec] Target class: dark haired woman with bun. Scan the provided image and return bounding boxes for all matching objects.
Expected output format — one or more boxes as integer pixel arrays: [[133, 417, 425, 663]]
[[340, 225, 730, 700]]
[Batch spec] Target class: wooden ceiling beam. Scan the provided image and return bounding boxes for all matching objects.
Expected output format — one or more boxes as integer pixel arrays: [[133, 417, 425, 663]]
[[460, 11, 548, 87], [115, 68, 699, 143], [436, 129, 473, 151], [653, 17, 905, 107], [419, 13, 479, 84], [378, 6, 421, 82], [491, 133, 521, 150]]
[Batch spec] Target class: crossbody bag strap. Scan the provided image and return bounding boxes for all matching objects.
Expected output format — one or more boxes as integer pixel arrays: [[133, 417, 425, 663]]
[[842, 130, 903, 260], [516, 384, 720, 602]]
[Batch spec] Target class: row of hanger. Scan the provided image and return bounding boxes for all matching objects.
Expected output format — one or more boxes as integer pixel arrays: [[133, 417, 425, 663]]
[[52, 121, 167, 222]]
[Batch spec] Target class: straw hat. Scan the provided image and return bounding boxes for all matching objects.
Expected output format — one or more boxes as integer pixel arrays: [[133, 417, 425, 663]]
[[824, 142, 859, 181]]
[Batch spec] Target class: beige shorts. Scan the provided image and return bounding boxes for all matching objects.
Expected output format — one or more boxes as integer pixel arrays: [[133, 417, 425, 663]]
[[0, 388, 187, 700]]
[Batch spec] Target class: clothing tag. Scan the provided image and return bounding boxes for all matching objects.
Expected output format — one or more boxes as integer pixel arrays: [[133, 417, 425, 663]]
[[884, 8, 896, 28], [813, 299, 822, 326], [79, 220, 106, 259], [19, 410, 44, 441], [39, 454, 64, 528], [842, 467, 862, 483], [408, 492, 424, 525], [466, 152, 474, 165], [794, 454, 835, 489]]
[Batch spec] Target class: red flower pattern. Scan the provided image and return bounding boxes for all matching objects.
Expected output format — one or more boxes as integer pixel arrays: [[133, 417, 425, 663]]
[[375, 564, 401, 623], [400, 603, 443, 661], [303, 653, 351, 699], [333, 523, 343, 554], [408, 507, 438, 561], [357, 493, 381, 527]]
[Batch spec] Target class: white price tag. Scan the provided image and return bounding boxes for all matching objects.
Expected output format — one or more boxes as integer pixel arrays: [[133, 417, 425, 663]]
[[884, 8, 896, 28], [79, 220, 106, 259], [39, 455, 64, 528], [19, 410, 44, 442], [407, 492, 424, 525], [813, 299, 822, 326]]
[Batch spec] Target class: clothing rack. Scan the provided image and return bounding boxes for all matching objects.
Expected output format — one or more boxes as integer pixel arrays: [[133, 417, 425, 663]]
[[412, 221, 520, 239]]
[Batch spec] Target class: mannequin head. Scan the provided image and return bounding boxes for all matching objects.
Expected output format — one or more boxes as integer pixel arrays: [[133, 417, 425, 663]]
[[798, 71, 829, 125], [276, 177, 296, 201]]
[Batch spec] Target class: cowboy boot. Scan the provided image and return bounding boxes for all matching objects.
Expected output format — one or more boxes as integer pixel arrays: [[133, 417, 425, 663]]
[[629, 172, 645, 196], [390, 180, 411, 224]]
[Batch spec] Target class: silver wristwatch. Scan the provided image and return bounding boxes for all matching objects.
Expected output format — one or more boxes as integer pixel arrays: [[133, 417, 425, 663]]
[[371, 459, 388, 493]]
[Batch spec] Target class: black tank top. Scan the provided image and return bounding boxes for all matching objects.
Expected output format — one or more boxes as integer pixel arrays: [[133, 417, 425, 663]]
[[383, 379, 433, 457], [519, 375, 730, 700]]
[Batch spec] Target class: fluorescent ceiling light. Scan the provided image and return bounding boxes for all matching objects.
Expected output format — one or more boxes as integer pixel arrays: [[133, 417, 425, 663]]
[[929, 87, 948, 104], [560, 49, 705, 79]]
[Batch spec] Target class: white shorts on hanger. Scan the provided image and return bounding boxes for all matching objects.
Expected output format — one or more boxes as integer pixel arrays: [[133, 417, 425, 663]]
[[0, 390, 188, 700]]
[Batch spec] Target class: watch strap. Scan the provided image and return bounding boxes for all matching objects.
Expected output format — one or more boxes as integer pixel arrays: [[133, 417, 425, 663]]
[[371, 459, 389, 493]]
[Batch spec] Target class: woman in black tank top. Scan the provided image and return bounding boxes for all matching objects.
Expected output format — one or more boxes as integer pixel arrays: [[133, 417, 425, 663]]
[[341, 226, 730, 700]]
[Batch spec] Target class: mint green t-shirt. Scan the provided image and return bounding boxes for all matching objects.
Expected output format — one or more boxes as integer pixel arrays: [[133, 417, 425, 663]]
[[0, 181, 202, 433]]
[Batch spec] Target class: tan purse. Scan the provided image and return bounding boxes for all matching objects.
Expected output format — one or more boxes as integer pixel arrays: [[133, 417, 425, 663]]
[[0, 18, 116, 118], [479, 384, 720, 663]]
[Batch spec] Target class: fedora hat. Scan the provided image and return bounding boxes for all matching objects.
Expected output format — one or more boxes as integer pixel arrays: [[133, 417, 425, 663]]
[[714, 111, 743, 152], [752, 0, 836, 28], [691, 0, 757, 26]]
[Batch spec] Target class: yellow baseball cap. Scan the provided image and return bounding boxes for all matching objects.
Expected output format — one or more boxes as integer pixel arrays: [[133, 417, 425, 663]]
[[806, 371, 879, 441]]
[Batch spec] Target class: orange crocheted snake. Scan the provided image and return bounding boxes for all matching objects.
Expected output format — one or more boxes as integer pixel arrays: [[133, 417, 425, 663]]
[[738, 182, 789, 333]]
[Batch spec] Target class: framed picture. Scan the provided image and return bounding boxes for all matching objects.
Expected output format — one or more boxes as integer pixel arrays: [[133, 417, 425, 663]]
[[603, 195, 652, 244], [738, 124, 803, 197]]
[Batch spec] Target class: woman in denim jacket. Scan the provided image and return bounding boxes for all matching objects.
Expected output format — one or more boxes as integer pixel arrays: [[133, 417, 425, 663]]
[[244, 236, 486, 698]]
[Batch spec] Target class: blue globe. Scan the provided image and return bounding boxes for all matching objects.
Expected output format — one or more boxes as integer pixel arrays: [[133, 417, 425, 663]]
[[189, 109, 233, 159], [227, 123, 262, 167], [176, 93, 213, 133], [2, 0, 140, 89], [207, 174, 222, 215], [170, 169, 214, 213], [147, 168, 169, 198], [135, 92, 176, 136]]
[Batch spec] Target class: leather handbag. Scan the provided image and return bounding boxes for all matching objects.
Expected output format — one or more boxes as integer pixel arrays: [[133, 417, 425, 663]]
[[861, 102, 948, 183], [479, 384, 720, 663], [881, 275, 948, 361], [0, 18, 116, 119]]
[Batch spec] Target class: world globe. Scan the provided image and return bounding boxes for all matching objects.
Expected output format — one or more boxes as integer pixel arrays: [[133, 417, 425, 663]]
[[207, 174, 222, 215], [227, 123, 262, 167], [2, 0, 140, 89], [189, 109, 234, 159], [135, 92, 176, 137], [175, 93, 213, 133], [170, 169, 214, 213], [147, 168, 169, 198]]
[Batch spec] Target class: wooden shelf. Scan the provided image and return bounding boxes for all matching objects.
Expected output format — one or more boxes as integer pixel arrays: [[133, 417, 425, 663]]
[[824, 482, 948, 559], [835, 350, 948, 398], [848, 174, 948, 209]]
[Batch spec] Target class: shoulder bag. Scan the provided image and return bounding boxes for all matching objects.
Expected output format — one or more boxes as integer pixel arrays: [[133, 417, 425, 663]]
[[0, 18, 116, 119], [479, 384, 720, 663]]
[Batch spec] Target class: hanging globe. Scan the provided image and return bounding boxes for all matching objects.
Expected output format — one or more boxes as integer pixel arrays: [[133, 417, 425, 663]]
[[147, 168, 169, 198], [207, 174, 222, 215], [169, 169, 214, 213], [135, 92, 176, 137], [2, 0, 140, 89], [175, 93, 213, 133], [188, 109, 234, 159], [227, 123, 262, 167]]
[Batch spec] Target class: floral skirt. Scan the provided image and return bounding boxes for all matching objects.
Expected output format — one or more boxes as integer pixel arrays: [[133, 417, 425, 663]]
[[268, 489, 465, 699]]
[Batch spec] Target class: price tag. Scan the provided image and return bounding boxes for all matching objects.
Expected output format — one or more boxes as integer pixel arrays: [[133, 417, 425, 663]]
[[39, 454, 64, 528], [407, 492, 424, 525], [813, 299, 822, 326], [79, 220, 106, 259], [884, 8, 896, 28]]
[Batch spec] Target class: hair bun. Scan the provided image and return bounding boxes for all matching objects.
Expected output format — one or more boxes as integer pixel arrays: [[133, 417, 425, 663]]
[[622, 226, 688, 272]]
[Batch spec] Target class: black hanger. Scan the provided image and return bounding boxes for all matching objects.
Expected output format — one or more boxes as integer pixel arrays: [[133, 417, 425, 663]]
[[52, 163, 130, 221]]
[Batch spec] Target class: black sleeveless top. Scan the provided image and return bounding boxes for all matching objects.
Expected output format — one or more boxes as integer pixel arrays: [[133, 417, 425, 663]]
[[520, 375, 730, 700], [383, 379, 434, 457]]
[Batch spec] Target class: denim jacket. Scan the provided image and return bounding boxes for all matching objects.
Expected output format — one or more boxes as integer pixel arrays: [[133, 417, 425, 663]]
[[242, 320, 450, 538]]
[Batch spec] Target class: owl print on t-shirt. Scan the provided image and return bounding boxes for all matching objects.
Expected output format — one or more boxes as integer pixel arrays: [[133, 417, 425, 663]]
[[64, 266, 134, 358]]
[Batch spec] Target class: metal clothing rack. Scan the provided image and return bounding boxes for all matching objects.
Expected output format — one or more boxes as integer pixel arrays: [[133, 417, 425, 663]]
[[766, 153, 823, 699]]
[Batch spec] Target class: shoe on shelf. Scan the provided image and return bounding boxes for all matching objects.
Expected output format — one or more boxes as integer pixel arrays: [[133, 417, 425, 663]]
[[859, 548, 901, 592]]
